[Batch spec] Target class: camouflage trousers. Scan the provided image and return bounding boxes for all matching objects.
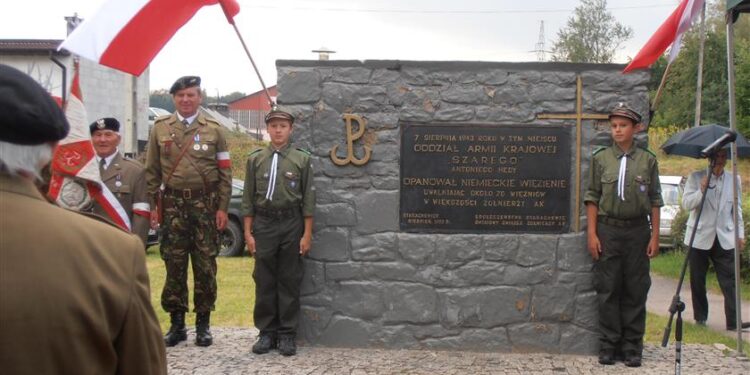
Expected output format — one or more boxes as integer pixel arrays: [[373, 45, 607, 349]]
[[160, 192, 219, 314]]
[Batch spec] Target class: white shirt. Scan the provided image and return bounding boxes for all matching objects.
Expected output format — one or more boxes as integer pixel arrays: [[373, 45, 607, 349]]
[[177, 113, 198, 125], [96, 150, 119, 170]]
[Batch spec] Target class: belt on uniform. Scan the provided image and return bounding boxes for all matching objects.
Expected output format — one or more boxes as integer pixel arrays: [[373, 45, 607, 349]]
[[163, 186, 214, 199], [597, 216, 648, 228], [255, 206, 300, 219]]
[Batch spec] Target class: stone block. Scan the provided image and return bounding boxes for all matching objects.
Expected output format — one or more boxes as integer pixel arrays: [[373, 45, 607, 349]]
[[326, 262, 363, 281], [421, 327, 511, 351], [557, 272, 594, 292], [332, 67, 372, 84], [516, 235, 557, 267], [372, 176, 399, 190], [371, 69, 401, 84], [298, 306, 333, 345], [354, 190, 399, 234], [440, 85, 490, 104], [440, 287, 530, 328], [453, 262, 506, 285], [310, 227, 349, 261], [316, 203, 356, 227], [316, 315, 376, 347], [483, 235, 519, 262], [531, 285, 575, 321], [331, 282, 385, 320], [503, 264, 553, 285], [573, 291, 598, 330], [398, 233, 436, 265], [383, 283, 438, 323], [301, 259, 325, 296], [558, 232, 591, 272], [434, 104, 475, 122], [277, 70, 321, 103], [435, 234, 482, 268], [559, 325, 598, 354], [476, 70, 509, 85], [351, 233, 398, 261], [322, 83, 388, 112], [507, 323, 560, 352]]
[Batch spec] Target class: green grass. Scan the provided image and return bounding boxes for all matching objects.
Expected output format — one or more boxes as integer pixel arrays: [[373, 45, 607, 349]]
[[651, 249, 750, 301], [646, 312, 750, 355], [145, 246, 255, 330]]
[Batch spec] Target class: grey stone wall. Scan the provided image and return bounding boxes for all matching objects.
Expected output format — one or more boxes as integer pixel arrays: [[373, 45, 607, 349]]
[[276, 60, 650, 354]]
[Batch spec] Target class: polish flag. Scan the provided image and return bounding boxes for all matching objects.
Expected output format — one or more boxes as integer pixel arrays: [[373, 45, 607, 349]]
[[623, 0, 704, 73], [48, 63, 131, 231], [59, 0, 240, 76]]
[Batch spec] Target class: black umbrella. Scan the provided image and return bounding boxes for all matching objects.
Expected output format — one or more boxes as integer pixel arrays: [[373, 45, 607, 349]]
[[660, 124, 750, 158]]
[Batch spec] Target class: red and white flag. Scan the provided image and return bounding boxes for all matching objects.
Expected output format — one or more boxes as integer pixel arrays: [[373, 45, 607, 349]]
[[59, 0, 240, 76], [48, 63, 131, 230], [623, 0, 705, 73]]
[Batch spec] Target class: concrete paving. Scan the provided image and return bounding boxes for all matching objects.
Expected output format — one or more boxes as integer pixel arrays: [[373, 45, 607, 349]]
[[647, 273, 750, 339]]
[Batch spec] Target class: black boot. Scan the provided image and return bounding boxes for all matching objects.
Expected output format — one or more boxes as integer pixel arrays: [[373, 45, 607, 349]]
[[164, 312, 187, 347], [195, 312, 213, 347]]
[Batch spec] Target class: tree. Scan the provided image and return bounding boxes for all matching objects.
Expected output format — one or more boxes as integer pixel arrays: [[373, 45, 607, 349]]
[[550, 0, 633, 63], [149, 89, 174, 112]]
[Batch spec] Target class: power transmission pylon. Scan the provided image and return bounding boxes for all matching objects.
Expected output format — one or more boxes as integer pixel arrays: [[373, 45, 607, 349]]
[[531, 20, 547, 61]]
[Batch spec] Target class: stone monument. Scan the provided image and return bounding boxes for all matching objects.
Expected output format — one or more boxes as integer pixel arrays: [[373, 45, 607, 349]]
[[275, 60, 650, 353]]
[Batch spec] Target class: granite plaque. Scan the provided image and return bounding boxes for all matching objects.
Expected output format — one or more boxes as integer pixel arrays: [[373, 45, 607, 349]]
[[400, 124, 572, 233]]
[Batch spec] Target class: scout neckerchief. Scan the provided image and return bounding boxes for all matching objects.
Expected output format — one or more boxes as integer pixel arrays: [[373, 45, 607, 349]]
[[617, 148, 630, 201], [265, 148, 281, 201]]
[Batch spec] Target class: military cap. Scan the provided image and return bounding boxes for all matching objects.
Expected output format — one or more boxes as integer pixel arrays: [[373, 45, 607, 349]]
[[264, 105, 295, 124], [0, 64, 69, 145], [169, 75, 201, 94], [89, 117, 120, 134], [609, 102, 642, 124]]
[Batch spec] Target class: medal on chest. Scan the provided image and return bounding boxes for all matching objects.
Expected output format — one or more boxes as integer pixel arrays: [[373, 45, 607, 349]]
[[193, 133, 201, 151]]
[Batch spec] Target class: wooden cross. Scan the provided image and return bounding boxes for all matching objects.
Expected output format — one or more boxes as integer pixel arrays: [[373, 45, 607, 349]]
[[536, 75, 609, 232]]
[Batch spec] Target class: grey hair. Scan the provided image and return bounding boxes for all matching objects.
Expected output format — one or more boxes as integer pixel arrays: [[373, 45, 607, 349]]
[[0, 141, 54, 179]]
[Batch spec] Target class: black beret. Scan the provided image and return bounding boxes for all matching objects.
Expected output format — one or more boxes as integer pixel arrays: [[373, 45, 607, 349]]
[[609, 102, 642, 124], [169, 75, 201, 94], [264, 105, 295, 124], [89, 117, 120, 134], [0, 64, 69, 145]]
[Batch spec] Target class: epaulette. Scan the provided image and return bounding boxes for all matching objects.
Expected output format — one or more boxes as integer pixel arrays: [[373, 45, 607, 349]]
[[248, 148, 263, 156], [592, 146, 607, 155], [204, 117, 221, 126], [154, 114, 171, 123], [641, 147, 657, 158], [296, 148, 311, 155], [121, 157, 144, 167]]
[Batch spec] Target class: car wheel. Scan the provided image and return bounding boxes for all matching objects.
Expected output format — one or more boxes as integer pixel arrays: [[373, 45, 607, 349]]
[[219, 219, 245, 257]]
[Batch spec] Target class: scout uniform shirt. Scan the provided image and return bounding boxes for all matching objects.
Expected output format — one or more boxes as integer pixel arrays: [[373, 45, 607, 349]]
[[145, 113, 232, 211], [242, 144, 315, 216], [584, 145, 664, 219]]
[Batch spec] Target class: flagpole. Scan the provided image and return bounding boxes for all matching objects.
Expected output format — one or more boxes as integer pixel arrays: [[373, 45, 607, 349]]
[[228, 24, 274, 108], [694, 2, 707, 127], [651, 62, 673, 112]]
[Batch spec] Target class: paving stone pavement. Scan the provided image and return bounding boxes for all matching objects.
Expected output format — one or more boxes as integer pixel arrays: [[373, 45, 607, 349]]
[[167, 328, 749, 374]]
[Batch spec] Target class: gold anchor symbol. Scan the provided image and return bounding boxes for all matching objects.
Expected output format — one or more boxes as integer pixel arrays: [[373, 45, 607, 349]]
[[330, 114, 372, 166]]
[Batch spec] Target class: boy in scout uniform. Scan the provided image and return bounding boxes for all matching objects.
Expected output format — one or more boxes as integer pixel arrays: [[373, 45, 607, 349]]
[[243, 106, 315, 356], [0, 64, 166, 374], [145, 76, 232, 347], [584, 103, 663, 367], [90, 117, 150, 246]]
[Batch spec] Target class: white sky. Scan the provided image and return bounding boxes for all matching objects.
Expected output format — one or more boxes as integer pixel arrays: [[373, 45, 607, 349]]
[[0, 0, 684, 95]]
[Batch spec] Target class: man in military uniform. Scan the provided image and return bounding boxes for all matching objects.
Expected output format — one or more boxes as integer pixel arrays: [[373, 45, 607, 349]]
[[584, 103, 663, 367], [243, 106, 315, 356], [145, 76, 232, 347], [0, 64, 166, 374], [90, 117, 150, 246]]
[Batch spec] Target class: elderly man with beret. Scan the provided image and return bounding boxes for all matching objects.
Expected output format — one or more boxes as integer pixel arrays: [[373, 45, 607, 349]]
[[0, 64, 166, 373], [89, 117, 150, 246], [145, 75, 232, 347]]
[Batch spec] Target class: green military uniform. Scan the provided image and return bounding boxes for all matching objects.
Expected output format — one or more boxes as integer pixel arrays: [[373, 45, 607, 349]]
[[242, 143, 315, 338], [584, 144, 663, 357], [93, 153, 150, 246], [145, 112, 232, 314]]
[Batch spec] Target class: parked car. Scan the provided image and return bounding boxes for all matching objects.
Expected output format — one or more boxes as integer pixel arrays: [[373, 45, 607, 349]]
[[659, 175, 685, 248], [146, 179, 247, 256]]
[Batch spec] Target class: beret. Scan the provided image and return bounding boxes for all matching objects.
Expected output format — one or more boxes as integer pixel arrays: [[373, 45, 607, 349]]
[[0, 64, 69, 145], [609, 102, 642, 124], [169, 75, 201, 94], [89, 117, 120, 134], [264, 105, 295, 124]]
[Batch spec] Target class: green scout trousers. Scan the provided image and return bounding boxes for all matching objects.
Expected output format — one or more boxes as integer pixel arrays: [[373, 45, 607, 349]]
[[252, 211, 304, 336], [160, 193, 219, 313], [594, 222, 651, 354]]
